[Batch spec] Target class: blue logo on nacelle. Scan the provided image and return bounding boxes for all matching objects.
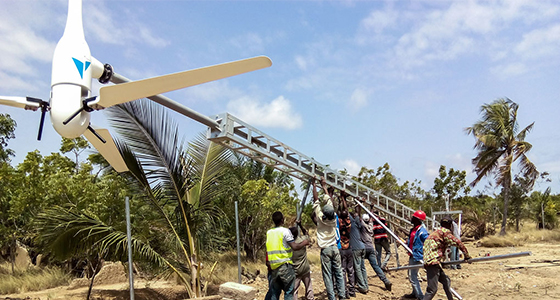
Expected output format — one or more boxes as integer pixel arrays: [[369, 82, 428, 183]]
[[72, 58, 91, 79]]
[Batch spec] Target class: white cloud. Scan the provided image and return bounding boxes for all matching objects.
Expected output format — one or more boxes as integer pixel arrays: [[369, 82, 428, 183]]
[[338, 159, 361, 176], [424, 161, 440, 179], [348, 88, 368, 110], [539, 160, 560, 174], [490, 62, 528, 78], [84, 2, 169, 48], [514, 24, 560, 60], [359, 8, 398, 35], [227, 96, 303, 130], [229, 33, 265, 54], [382, 0, 560, 72], [423, 154, 473, 190], [295, 55, 308, 71], [0, 2, 56, 79], [182, 80, 243, 103], [0, 71, 43, 93], [445, 153, 472, 175], [389, 1, 487, 69]]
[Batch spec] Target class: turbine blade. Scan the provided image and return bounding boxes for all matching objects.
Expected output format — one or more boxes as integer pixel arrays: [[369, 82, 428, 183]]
[[0, 96, 41, 111], [94, 56, 272, 108], [83, 127, 128, 172]]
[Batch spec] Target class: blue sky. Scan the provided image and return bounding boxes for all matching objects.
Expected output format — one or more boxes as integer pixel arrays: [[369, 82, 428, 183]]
[[1, 0, 559, 195]]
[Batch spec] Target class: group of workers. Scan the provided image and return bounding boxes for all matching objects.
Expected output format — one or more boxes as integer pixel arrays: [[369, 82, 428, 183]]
[[265, 177, 471, 300]]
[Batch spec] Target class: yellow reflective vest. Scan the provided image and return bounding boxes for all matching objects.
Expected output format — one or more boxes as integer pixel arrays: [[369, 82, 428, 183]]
[[266, 227, 293, 270]]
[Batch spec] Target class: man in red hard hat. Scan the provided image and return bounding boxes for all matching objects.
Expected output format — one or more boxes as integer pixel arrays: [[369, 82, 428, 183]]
[[404, 210, 429, 300]]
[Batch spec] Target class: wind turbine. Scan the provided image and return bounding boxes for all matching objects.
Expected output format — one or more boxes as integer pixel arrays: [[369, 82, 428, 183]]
[[0, 0, 272, 172]]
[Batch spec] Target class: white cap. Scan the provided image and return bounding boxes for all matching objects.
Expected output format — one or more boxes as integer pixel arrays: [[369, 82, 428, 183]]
[[362, 214, 370, 222]]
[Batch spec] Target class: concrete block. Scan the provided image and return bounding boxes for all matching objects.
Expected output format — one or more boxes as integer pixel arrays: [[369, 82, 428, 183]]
[[219, 282, 257, 300]]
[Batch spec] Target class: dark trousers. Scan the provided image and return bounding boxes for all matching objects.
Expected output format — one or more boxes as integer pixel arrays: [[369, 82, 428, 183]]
[[423, 265, 453, 300], [338, 248, 355, 295], [268, 263, 296, 300]]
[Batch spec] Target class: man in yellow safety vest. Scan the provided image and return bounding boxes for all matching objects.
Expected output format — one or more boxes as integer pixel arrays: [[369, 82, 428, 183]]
[[266, 211, 310, 300]]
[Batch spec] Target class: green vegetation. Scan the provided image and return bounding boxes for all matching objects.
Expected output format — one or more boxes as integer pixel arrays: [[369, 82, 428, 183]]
[[0, 97, 558, 298], [465, 98, 539, 235]]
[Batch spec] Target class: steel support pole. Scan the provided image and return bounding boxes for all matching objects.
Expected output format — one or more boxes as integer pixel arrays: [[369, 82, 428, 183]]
[[296, 178, 313, 222], [391, 223, 401, 268], [125, 196, 135, 300], [542, 202, 545, 229], [386, 251, 532, 272], [450, 287, 463, 300], [235, 201, 242, 284], [354, 200, 413, 254], [110, 73, 220, 130]]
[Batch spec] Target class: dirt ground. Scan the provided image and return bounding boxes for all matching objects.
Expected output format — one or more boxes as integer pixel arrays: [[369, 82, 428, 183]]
[[2, 241, 559, 300], [253, 241, 560, 300]]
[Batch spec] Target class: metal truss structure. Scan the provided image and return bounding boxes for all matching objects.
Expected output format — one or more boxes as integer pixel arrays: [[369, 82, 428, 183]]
[[208, 113, 436, 230]]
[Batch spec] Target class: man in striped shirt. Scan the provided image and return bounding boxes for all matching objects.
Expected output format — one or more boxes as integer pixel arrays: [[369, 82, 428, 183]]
[[422, 217, 471, 300], [372, 211, 391, 270]]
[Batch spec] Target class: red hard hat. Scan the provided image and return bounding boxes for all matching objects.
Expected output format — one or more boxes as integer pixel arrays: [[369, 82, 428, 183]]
[[413, 210, 426, 221]]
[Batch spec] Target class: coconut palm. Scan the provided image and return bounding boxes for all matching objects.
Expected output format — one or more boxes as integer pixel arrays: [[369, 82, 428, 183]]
[[105, 99, 232, 297], [465, 98, 538, 235], [37, 99, 231, 298], [35, 206, 176, 299]]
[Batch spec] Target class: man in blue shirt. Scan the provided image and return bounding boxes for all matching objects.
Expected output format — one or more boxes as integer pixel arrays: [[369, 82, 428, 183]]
[[341, 192, 368, 295], [404, 210, 429, 300]]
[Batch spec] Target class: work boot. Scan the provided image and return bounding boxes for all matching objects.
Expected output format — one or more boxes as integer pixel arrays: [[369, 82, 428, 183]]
[[384, 282, 392, 291], [403, 293, 417, 298]]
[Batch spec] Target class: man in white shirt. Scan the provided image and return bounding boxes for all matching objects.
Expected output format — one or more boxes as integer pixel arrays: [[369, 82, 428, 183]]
[[312, 177, 346, 300]]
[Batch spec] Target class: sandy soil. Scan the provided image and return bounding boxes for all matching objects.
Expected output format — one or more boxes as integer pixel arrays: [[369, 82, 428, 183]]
[[250, 241, 560, 300], [2, 241, 559, 299]]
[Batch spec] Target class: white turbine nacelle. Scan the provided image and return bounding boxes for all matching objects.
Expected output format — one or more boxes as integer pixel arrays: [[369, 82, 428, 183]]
[[50, 0, 102, 138], [0, 0, 272, 173]]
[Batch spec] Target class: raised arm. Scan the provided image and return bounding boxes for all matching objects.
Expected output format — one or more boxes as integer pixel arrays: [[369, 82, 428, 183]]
[[339, 190, 348, 212], [320, 176, 330, 195], [297, 220, 308, 236], [355, 197, 362, 216], [312, 179, 319, 203]]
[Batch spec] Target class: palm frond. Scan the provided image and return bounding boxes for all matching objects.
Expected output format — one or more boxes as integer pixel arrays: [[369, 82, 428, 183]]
[[106, 100, 189, 202], [36, 206, 168, 268], [186, 133, 232, 207]]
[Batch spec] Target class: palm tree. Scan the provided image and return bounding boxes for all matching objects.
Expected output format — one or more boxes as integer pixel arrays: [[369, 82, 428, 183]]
[[36, 206, 174, 300], [106, 99, 232, 296], [38, 99, 231, 298], [465, 98, 538, 235]]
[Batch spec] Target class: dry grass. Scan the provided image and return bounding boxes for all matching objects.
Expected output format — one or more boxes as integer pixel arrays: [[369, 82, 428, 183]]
[[0, 263, 72, 295], [479, 226, 560, 247], [307, 252, 321, 266], [206, 245, 321, 286], [205, 251, 267, 285]]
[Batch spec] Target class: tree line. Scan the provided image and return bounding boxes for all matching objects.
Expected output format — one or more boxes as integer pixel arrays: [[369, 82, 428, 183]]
[[0, 98, 558, 297]]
